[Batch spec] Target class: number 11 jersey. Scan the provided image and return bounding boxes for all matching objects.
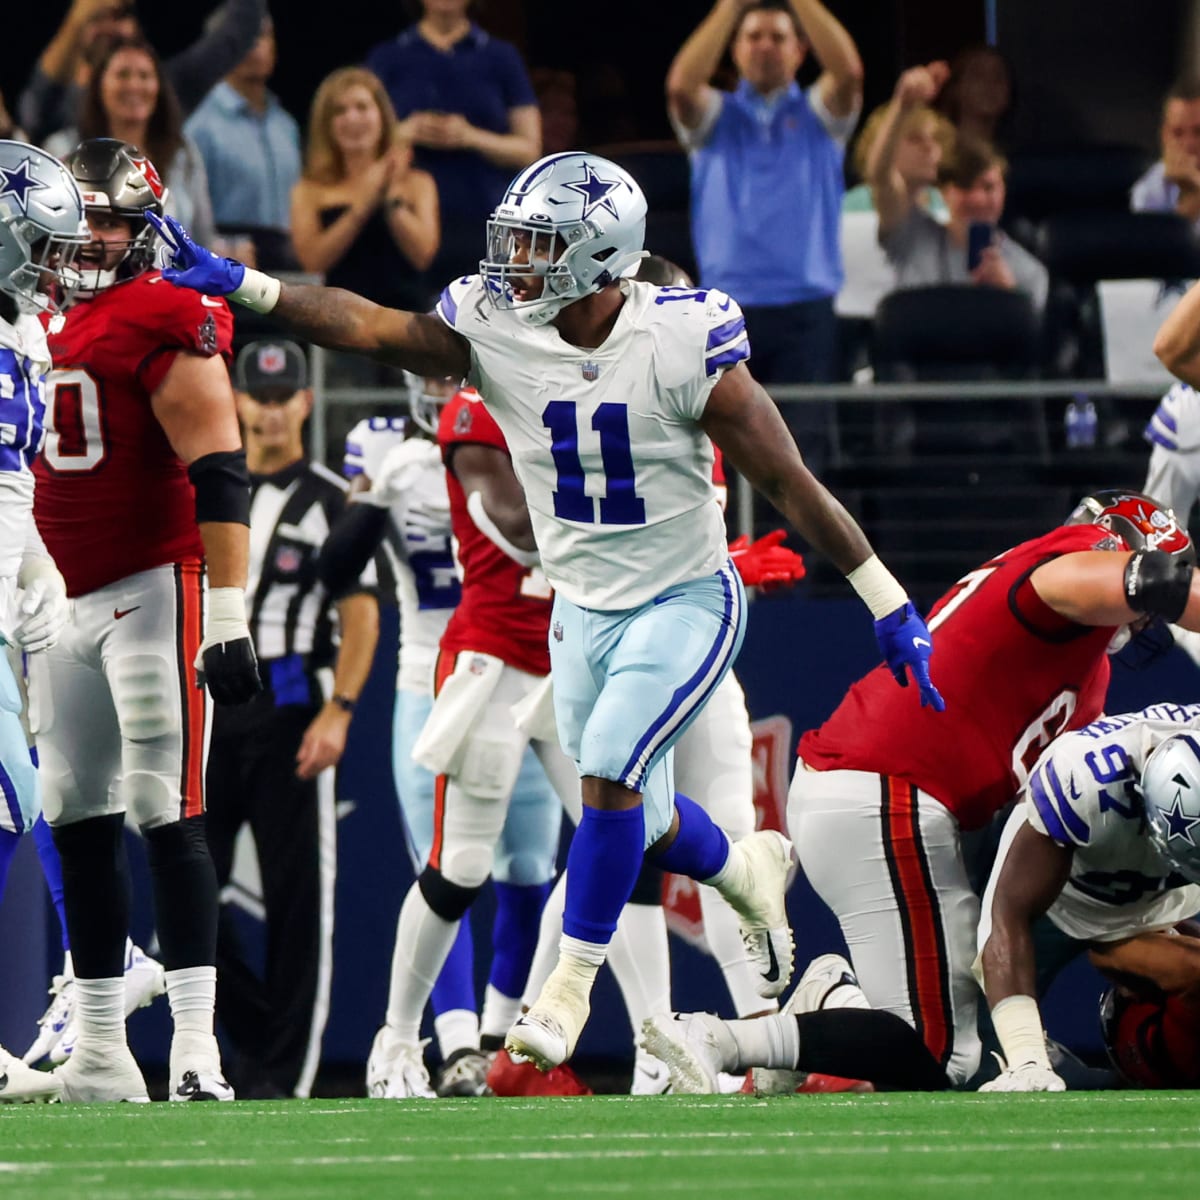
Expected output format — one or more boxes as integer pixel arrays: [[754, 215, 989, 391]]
[[435, 276, 747, 610]]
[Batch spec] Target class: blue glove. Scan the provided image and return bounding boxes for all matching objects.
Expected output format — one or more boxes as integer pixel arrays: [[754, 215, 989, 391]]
[[145, 211, 246, 295], [874, 601, 945, 711]]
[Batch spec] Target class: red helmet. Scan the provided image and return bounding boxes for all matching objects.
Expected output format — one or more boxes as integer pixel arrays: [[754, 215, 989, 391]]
[[1066, 489, 1194, 563]]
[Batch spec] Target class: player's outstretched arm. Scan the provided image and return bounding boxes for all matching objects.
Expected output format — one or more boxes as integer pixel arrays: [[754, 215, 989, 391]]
[[147, 212, 472, 379], [702, 363, 943, 709], [1155, 278, 1200, 388], [1089, 929, 1200, 997]]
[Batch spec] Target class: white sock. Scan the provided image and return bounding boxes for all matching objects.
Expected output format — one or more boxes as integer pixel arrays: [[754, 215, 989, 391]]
[[73, 977, 125, 1048], [61, 950, 74, 981], [480, 985, 522, 1043], [726, 1012, 801, 1072], [165, 966, 216, 1038], [433, 1008, 479, 1060], [521, 875, 566, 1008], [704, 838, 749, 897], [606, 903, 670, 1032], [699, 885, 778, 1018], [385, 884, 460, 1043]]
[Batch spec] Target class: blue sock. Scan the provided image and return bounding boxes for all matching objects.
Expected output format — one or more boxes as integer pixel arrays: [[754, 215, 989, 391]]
[[562, 804, 645, 945], [430, 915, 476, 1017], [653, 793, 730, 880], [32, 815, 69, 951], [490, 880, 551, 998], [0, 827, 20, 901]]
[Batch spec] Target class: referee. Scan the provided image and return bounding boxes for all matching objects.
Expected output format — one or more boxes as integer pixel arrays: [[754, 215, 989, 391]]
[[206, 340, 379, 1099]]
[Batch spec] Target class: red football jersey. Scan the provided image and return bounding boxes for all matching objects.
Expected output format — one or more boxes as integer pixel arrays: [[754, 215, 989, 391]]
[[437, 388, 552, 675], [799, 525, 1127, 831], [36, 274, 233, 596]]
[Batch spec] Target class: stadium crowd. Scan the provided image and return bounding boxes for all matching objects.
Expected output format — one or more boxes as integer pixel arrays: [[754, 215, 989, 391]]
[[1, 0, 1200, 1105]]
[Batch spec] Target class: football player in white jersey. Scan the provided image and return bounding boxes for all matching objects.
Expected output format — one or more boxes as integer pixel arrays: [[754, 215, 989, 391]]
[[148, 150, 940, 1071], [976, 703, 1200, 1091], [0, 139, 85, 1100]]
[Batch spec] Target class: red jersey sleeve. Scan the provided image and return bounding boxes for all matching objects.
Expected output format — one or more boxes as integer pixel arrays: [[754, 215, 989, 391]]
[[439, 388, 508, 463], [134, 275, 234, 397]]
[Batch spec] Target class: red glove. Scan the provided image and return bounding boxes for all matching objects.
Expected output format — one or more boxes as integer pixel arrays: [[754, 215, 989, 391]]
[[729, 530, 807, 591]]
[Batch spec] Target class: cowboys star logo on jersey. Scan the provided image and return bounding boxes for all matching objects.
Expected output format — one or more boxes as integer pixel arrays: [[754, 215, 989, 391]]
[[0, 157, 46, 216]]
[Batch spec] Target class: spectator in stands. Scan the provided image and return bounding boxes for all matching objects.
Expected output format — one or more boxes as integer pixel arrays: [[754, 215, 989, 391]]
[[19, 0, 266, 147], [877, 134, 1048, 314], [935, 43, 1014, 150], [667, 0, 862, 382], [44, 36, 217, 249], [532, 69, 579, 157], [365, 0, 541, 279], [1131, 80, 1200, 232], [185, 13, 302, 270]]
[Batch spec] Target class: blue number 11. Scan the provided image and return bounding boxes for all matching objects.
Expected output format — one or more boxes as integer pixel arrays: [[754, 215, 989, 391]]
[[543, 400, 646, 526]]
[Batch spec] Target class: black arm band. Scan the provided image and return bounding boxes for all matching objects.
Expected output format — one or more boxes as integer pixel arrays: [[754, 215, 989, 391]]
[[316, 503, 388, 598], [188, 450, 251, 526], [1123, 549, 1194, 623]]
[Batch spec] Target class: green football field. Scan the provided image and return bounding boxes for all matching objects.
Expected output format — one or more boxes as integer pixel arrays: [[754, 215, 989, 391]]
[[3, 1092, 1200, 1200]]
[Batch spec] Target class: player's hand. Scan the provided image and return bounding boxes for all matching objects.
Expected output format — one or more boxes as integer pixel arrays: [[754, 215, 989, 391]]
[[728, 530, 807, 591], [146, 211, 247, 296], [978, 1061, 1066, 1093], [874, 601, 944, 711], [295, 703, 352, 780], [196, 587, 262, 706], [12, 558, 70, 654]]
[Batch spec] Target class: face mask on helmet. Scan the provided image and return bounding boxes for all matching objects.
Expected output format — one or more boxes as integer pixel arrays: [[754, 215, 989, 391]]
[[0, 140, 89, 315], [1066, 489, 1196, 666], [404, 371, 457, 436], [67, 138, 168, 292], [479, 153, 648, 325], [1141, 732, 1200, 882]]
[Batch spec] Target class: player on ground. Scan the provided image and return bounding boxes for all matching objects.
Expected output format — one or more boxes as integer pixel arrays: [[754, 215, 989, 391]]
[[0, 138, 85, 1102], [149, 149, 940, 1071], [976, 703, 1200, 1090], [646, 491, 1200, 1092], [32, 139, 260, 1103]]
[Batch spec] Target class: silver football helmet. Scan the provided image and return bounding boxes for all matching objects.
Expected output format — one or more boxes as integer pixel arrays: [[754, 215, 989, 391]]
[[0, 140, 89, 314], [405, 371, 460, 435], [1141, 732, 1200, 882], [480, 152, 647, 325]]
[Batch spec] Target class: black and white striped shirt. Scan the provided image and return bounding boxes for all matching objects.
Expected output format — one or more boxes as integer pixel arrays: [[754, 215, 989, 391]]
[[246, 459, 374, 666]]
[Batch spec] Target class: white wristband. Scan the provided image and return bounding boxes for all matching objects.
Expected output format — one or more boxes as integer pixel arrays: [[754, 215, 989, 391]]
[[846, 554, 908, 619], [230, 268, 281, 314], [991, 994, 1051, 1070], [205, 586, 249, 641]]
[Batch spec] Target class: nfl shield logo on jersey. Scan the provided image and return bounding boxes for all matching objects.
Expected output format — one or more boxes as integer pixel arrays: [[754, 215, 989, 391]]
[[580, 361, 600, 382]]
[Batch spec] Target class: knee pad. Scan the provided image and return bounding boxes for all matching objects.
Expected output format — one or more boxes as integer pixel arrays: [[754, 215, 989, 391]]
[[418, 865, 482, 922], [111, 653, 176, 742]]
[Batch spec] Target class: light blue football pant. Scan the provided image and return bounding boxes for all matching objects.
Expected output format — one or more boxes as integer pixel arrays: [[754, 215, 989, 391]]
[[0, 649, 39, 835], [550, 560, 746, 847], [392, 686, 561, 885]]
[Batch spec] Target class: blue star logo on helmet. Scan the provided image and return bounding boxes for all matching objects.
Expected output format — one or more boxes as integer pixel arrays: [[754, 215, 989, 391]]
[[564, 164, 622, 220], [1163, 781, 1200, 843], [0, 157, 47, 216]]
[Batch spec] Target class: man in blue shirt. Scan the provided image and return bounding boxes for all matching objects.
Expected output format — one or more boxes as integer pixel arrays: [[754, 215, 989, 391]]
[[185, 14, 301, 270], [667, 0, 862, 467]]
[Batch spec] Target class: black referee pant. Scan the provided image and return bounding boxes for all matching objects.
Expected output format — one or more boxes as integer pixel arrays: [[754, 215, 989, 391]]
[[206, 668, 335, 1099]]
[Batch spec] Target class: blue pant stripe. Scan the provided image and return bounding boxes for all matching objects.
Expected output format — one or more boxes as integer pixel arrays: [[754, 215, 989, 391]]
[[0, 758, 24, 834]]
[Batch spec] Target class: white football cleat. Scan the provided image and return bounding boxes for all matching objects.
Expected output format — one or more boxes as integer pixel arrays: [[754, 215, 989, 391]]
[[978, 1060, 1066, 1093], [435, 1048, 493, 1097], [366, 1027, 434, 1099], [0, 1044, 61, 1103], [24, 973, 75, 1065], [630, 1050, 671, 1095], [169, 1033, 233, 1102], [55, 1042, 150, 1103], [505, 970, 591, 1072], [171, 1068, 235, 1102], [717, 831, 795, 998], [790, 953, 870, 1015], [639, 1013, 734, 1095]]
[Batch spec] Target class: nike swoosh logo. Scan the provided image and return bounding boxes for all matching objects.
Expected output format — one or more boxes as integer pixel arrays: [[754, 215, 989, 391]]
[[762, 938, 780, 984], [114, 606, 141, 620], [654, 593, 685, 605], [912, 637, 931, 649], [717, 296, 732, 311], [1068, 775, 1082, 800], [200, 296, 223, 308]]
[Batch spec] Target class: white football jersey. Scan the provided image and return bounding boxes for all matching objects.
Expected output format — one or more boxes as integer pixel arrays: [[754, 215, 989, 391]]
[[1144, 380, 1200, 523], [372, 437, 458, 693], [1022, 702, 1200, 941], [344, 415, 411, 485], [436, 276, 748, 610]]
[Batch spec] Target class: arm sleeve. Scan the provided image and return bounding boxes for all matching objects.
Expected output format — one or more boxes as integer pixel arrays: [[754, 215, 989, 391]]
[[806, 83, 861, 144], [316, 503, 390, 600], [165, 0, 268, 115]]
